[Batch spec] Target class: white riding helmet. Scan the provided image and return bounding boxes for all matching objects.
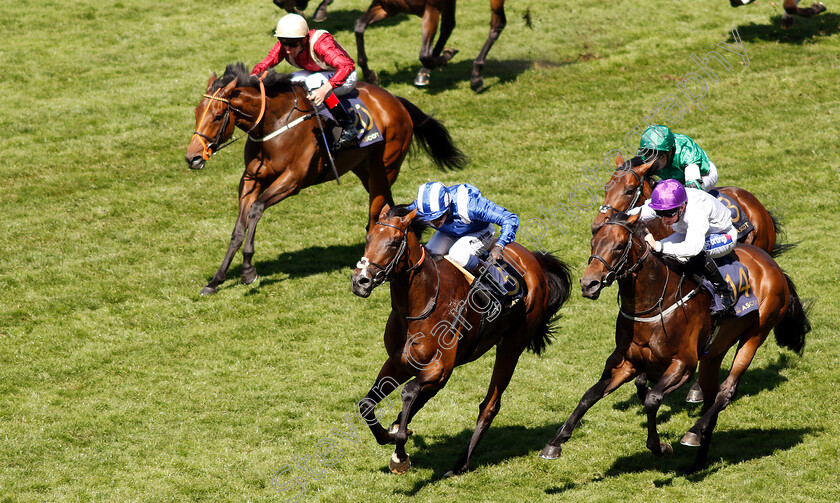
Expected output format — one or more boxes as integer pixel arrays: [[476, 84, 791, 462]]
[[274, 13, 309, 39]]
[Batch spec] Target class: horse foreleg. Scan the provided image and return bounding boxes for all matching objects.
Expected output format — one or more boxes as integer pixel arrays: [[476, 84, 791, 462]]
[[448, 341, 521, 476], [355, 5, 391, 85], [644, 360, 692, 457], [358, 359, 413, 445], [201, 176, 261, 295], [388, 379, 430, 474], [241, 170, 301, 285], [416, 7, 442, 86], [540, 354, 636, 460], [431, 3, 458, 65], [365, 156, 396, 231], [470, 0, 506, 92], [635, 373, 649, 402]]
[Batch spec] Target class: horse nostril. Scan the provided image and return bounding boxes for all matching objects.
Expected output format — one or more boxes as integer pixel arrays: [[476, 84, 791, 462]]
[[358, 276, 371, 286]]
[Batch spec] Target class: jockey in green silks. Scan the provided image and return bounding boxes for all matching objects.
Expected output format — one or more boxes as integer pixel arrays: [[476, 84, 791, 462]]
[[636, 125, 718, 191]]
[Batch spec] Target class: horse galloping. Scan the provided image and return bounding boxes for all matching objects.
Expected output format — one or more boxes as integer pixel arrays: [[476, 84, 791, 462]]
[[731, 0, 827, 29], [540, 212, 810, 471], [186, 63, 465, 295], [351, 205, 572, 475]]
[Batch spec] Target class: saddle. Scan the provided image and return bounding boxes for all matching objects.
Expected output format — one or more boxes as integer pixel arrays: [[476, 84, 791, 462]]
[[316, 90, 384, 150]]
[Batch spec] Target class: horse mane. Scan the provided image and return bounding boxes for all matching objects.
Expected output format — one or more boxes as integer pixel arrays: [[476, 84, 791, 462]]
[[386, 204, 428, 238], [619, 155, 648, 171], [210, 62, 296, 94]]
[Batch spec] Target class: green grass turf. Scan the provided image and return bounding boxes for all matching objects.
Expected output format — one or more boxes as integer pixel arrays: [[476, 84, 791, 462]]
[[1, 0, 839, 501]]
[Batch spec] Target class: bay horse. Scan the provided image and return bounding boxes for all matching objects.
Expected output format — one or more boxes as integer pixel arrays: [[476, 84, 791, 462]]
[[350, 204, 572, 475], [731, 0, 827, 29], [354, 0, 506, 91], [540, 212, 810, 471], [593, 154, 788, 257], [186, 63, 466, 295]]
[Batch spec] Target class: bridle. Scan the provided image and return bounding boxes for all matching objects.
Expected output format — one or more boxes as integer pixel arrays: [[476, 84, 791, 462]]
[[358, 221, 426, 286], [598, 167, 650, 216], [191, 74, 271, 161], [588, 220, 650, 288], [356, 220, 439, 321]]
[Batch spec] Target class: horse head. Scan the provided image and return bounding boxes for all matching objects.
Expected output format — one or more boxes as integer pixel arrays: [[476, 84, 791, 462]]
[[351, 204, 422, 298], [582, 212, 647, 299], [590, 154, 659, 235], [186, 74, 241, 170]]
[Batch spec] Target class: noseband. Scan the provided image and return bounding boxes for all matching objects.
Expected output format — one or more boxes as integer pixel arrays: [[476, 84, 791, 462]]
[[357, 221, 425, 286], [588, 221, 650, 287]]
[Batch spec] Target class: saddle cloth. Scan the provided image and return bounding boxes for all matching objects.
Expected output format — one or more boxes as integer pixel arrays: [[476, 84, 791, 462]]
[[709, 189, 755, 241], [700, 253, 759, 317], [317, 90, 384, 149]]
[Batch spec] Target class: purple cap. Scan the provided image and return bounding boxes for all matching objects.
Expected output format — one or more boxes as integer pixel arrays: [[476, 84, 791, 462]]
[[649, 179, 687, 211]]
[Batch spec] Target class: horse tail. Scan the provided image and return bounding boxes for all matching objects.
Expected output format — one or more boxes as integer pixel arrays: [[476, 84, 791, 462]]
[[397, 97, 467, 171], [769, 211, 797, 257], [528, 252, 573, 355], [773, 272, 811, 355]]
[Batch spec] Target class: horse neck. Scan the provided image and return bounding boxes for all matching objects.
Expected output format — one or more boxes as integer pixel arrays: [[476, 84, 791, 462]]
[[390, 238, 437, 318], [617, 238, 677, 313], [233, 86, 300, 137]]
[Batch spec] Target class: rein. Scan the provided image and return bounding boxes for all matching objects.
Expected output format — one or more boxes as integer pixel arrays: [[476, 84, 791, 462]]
[[357, 221, 439, 321], [592, 220, 701, 323]]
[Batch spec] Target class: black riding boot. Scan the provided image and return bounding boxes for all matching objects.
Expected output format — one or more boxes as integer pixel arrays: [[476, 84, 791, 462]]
[[327, 98, 358, 150], [703, 254, 736, 315]]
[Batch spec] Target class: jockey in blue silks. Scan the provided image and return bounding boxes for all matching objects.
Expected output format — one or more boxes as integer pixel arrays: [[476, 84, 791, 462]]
[[407, 182, 519, 293]]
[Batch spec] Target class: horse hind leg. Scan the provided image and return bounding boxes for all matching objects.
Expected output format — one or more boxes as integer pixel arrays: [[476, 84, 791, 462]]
[[782, 0, 827, 28], [470, 0, 506, 92]]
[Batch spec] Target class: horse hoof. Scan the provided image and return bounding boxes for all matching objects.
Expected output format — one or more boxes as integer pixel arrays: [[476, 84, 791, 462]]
[[241, 271, 258, 285], [442, 48, 459, 62], [470, 76, 484, 93], [781, 13, 795, 29], [389, 453, 411, 474], [313, 9, 328, 22], [685, 388, 704, 403], [539, 444, 562, 460], [414, 68, 431, 87], [200, 286, 217, 296], [813, 2, 827, 15], [661, 442, 673, 455], [680, 432, 701, 447], [364, 70, 379, 86], [443, 470, 455, 478]]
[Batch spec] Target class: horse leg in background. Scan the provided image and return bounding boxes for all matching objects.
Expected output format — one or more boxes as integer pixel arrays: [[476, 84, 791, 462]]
[[240, 170, 302, 286], [447, 338, 524, 476], [782, 0, 827, 28], [274, 0, 308, 15], [635, 373, 649, 402], [312, 0, 334, 22], [355, 3, 392, 85], [681, 332, 765, 471], [201, 175, 262, 295], [540, 354, 637, 459], [366, 156, 396, 231], [643, 360, 692, 456], [416, 2, 458, 86], [470, 0, 506, 92]]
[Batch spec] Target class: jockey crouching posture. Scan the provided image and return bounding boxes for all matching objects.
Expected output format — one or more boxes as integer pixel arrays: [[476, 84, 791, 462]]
[[252, 14, 359, 150], [408, 182, 520, 299], [637, 124, 719, 191], [629, 179, 737, 314]]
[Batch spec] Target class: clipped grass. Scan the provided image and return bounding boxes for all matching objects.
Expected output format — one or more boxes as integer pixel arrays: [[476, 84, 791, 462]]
[[1, 0, 840, 501]]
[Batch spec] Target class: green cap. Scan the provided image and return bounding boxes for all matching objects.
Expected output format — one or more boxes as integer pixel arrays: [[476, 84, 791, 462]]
[[638, 125, 674, 161]]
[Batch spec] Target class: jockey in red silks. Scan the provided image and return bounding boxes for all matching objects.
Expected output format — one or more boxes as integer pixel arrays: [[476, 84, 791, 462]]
[[252, 13, 359, 150]]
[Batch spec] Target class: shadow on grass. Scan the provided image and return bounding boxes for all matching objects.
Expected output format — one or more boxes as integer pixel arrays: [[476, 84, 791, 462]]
[[389, 422, 561, 496], [609, 353, 798, 425], [602, 427, 815, 481], [372, 58, 575, 94], [217, 241, 365, 292], [733, 13, 840, 44]]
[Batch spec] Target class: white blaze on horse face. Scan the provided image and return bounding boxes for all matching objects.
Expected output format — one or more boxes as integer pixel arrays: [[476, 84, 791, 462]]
[[356, 256, 372, 279]]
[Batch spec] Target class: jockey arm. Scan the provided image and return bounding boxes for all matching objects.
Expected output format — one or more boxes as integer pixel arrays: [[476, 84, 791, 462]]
[[252, 41, 287, 75], [660, 209, 709, 260], [468, 195, 520, 248], [311, 33, 356, 88]]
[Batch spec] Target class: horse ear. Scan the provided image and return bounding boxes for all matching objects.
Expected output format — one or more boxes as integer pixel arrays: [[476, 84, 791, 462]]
[[405, 208, 418, 221], [626, 213, 641, 225], [378, 204, 391, 222], [223, 77, 238, 94], [615, 153, 625, 167], [206, 73, 218, 91]]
